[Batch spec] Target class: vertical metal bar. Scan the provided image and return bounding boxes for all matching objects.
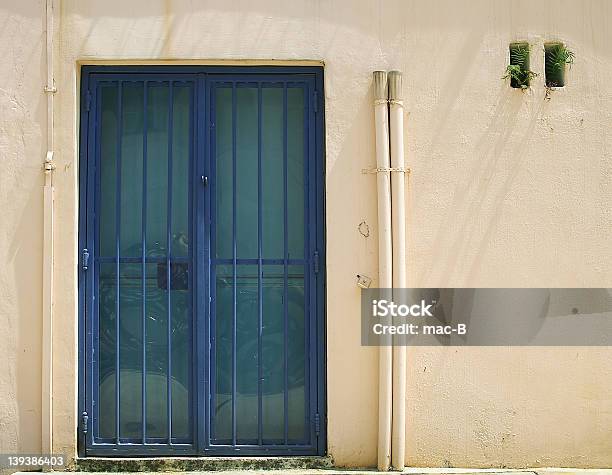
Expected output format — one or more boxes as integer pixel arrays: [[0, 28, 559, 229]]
[[115, 81, 122, 444], [167, 82, 174, 444], [187, 82, 195, 446], [82, 72, 98, 453], [141, 81, 148, 444], [257, 83, 263, 446], [313, 71, 325, 456], [302, 78, 321, 451], [209, 84, 217, 445], [78, 70, 87, 455], [282, 83, 289, 445], [92, 81, 102, 444], [231, 82, 237, 446], [302, 84, 310, 443], [196, 74, 207, 453]]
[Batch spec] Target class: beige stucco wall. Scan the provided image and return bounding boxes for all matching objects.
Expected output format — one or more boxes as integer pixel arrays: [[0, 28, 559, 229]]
[[1, 0, 612, 468], [0, 0, 46, 457]]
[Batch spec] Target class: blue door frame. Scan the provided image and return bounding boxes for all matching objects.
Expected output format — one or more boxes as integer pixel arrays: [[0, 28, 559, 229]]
[[78, 66, 326, 457]]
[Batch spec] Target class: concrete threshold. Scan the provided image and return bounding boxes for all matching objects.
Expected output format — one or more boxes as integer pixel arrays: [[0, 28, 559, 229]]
[[65, 469, 612, 475], [10, 463, 612, 475], [71, 456, 333, 472]]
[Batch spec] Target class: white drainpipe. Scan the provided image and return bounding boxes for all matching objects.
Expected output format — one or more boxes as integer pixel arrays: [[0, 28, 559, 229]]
[[42, 0, 56, 455], [389, 70, 407, 471], [373, 71, 393, 471]]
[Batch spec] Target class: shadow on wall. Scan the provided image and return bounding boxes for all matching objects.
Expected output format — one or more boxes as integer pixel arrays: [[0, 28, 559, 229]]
[[58, 0, 612, 79], [418, 85, 543, 286]]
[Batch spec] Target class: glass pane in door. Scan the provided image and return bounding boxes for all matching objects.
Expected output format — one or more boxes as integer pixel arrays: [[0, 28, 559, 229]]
[[94, 80, 193, 445], [211, 82, 309, 446]]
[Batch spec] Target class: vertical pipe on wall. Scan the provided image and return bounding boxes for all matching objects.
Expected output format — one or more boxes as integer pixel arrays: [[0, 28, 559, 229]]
[[42, 177, 54, 454], [389, 70, 406, 471], [373, 71, 392, 471], [42, 0, 56, 455]]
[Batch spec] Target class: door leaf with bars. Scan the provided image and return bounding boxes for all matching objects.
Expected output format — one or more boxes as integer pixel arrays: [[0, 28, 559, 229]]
[[78, 67, 325, 457]]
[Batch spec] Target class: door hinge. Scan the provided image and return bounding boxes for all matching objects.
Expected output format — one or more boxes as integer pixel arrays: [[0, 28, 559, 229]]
[[314, 413, 321, 436], [82, 248, 90, 271], [85, 90, 92, 112], [312, 90, 319, 114], [313, 250, 320, 274], [81, 411, 89, 434]]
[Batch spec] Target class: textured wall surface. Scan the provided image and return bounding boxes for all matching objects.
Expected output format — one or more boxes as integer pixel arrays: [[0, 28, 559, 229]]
[[1, 0, 611, 468], [0, 0, 45, 456]]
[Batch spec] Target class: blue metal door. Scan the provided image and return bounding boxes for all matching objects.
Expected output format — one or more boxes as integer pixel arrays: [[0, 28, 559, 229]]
[[78, 66, 325, 457]]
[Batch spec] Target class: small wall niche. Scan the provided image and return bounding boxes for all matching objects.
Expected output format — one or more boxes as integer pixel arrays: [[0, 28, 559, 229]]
[[506, 42, 534, 89], [545, 43, 574, 87]]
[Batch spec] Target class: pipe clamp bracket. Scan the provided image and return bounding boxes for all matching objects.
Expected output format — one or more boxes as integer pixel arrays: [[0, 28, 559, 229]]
[[362, 166, 410, 175], [44, 151, 56, 172]]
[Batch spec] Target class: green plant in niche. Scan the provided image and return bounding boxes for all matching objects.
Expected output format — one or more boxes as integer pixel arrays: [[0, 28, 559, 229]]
[[503, 64, 538, 89], [545, 43, 574, 87], [503, 43, 537, 89]]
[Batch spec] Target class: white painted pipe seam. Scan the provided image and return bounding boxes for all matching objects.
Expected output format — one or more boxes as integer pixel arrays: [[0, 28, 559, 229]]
[[388, 70, 407, 471], [373, 70, 393, 472], [42, 0, 55, 455]]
